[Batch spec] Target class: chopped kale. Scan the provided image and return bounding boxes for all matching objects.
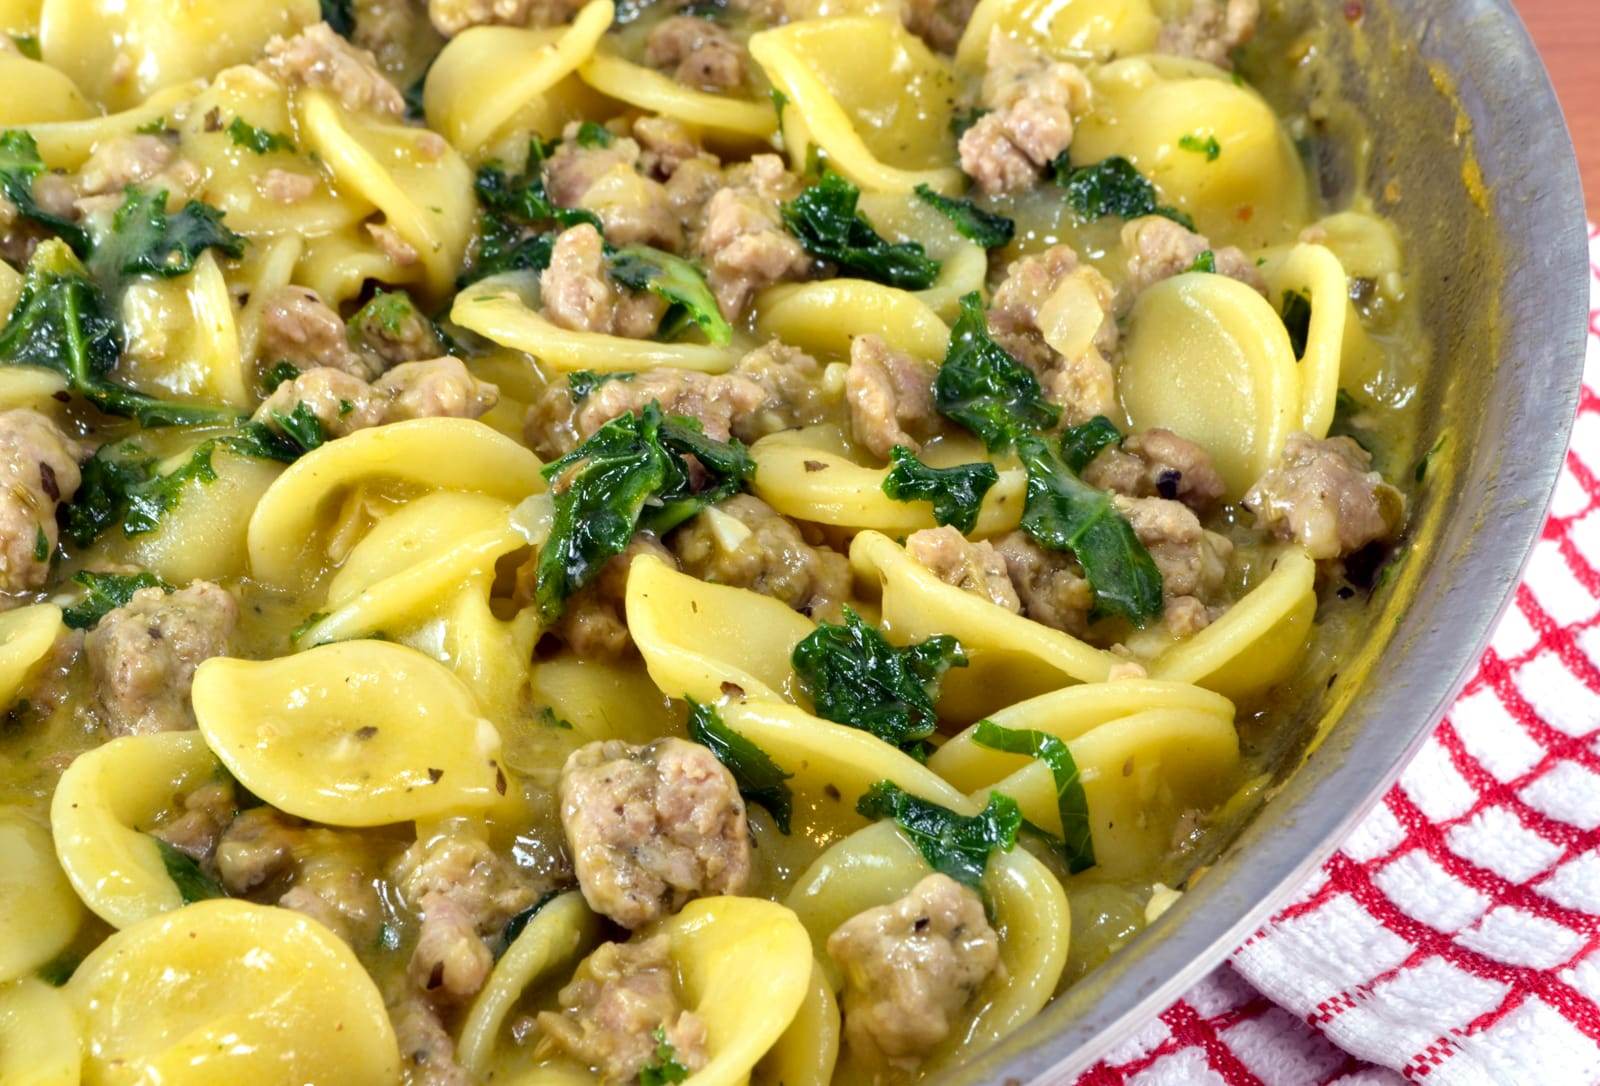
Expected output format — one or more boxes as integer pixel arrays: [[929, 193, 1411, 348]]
[[266, 401, 328, 454], [770, 87, 788, 120], [1414, 433, 1446, 483], [972, 720, 1094, 873], [259, 360, 301, 393], [913, 184, 1015, 249], [607, 246, 731, 345], [0, 130, 91, 255], [472, 217, 557, 278], [466, 139, 603, 282], [881, 445, 998, 533], [347, 289, 441, 360], [791, 607, 966, 755], [1059, 415, 1122, 473], [32, 525, 48, 563], [289, 611, 330, 643], [534, 403, 752, 621], [567, 370, 634, 402], [320, 0, 356, 36], [640, 1028, 691, 1086], [1054, 155, 1195, 230], [155, 838, 227, 903], [89, 187, 247, 282], [0, 241, 236, 428], [687, 699, 794, 833], [856, 781, 1022, 891], [36, 952, 79, 986], [1280, 289, 1312, 358], [536, 707, 574, 729], [9, 34, 39, 60], [1188, 249, 1216, 273], [403, 63, 432, 123], [226, 117, 296, 155], [1178, 133, 1222, 162], [932, 292, 1060, 451], [497, 890, 562, 954], [62, 570, 173, 630], [1017, 433, 1163, 625], [781, 170, 941, 289], [135, 117, 172, 136], [1329, 388, 1375, 453], [949, 107, 988, 139], [574, 121, 613, 148]]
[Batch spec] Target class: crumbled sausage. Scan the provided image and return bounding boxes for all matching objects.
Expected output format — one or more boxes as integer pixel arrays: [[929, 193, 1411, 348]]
[[367, 222, 420, 267], [1157, 0, 1259, 69], [846, 334, 938, 459], [257, 167, 318, 203], [728, 339, 832, 440], [696, 154, 810, 318], [260, 22, 406, 118], [958, 35, 1090, 194], [349, 291, 446, 368], [149, 779, 236, 865], [545, 129, 683, 250], [1243, 432, 1402, 560], [645, 16, 747, 92], [988, 245, 1117, 423], [0, 410, 84, 599], [901, 0, 979, 53], [352, 0, 427, 72], [539, 223, 669, 337], [1113, 495, 1233, 634], [904, 526, 1022, 612], [633, 116, 718, 182], [552, 535, 678, 659], [827, 874, 1002, 1068], [73, 135, 201, 214], [536, 935, 709, 1081], [427, 0, 583, 35], [669, 494, 849, 619], [259, 285, 380, 379], [391, 824, 542, 1001], [391, 998, 472, 1086], [86, 582, 237, 736], [1082, 429, 1226, 512], [253, 358, 498, 439], [558, 736, 750, 928], [1120, 215, 1265, 303], [993, 530, 1092, 635]]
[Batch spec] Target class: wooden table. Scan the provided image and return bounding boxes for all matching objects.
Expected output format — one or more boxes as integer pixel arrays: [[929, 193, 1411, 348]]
[[1521, 0, 1599, 212]]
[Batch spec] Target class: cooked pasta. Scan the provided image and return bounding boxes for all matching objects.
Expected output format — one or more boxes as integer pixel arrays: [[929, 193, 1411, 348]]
[[0, 0, 1424, 1082]]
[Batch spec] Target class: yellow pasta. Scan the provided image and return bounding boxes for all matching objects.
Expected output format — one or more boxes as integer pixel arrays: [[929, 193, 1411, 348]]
[[192, 640, 507, 826], [0, 54, 92, 124], [0, 603, 64, 708], [579, 49, 777, 141], [754, 280, 951, 362], [0, 977, 82, 1086], [0, 808, 82, 982], [955, 0, 1160, 68], [755, 961, 842, 1086], [1260, 243, 1350, 437], [26, 79, 204, 168]]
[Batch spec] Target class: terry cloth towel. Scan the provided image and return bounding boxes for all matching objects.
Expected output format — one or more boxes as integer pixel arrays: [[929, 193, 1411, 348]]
[[1071, 226, 1600, 1086]]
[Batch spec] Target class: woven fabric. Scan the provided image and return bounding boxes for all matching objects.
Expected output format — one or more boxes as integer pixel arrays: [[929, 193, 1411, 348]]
[[1071, 226, 1600, 1086]]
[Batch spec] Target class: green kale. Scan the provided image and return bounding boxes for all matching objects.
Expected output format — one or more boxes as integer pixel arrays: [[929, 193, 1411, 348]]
[[135, 117, 172, 136], [949, 107, 988, 139], [346, 288, 442, 359], [403, 64, 431, 123], [537, 707, 574, 729], [567, 370, 634, 402], [535, 403, 752, 621], [472, 217, 557, 278], [32, 525, 48, 563], [89, 187, 247, 282], [971, 720, 1094, 873], [226, 117, 296, 155], [640, 1028, 691, 1086], [266, 401, 328, 454], [770, 87, 788, 120], [607, 246, 731, 345], [260, 361, 302, 393], [466, 140, 603, 281], [9, 34, 39, 60], [154, 838, 227, 903], [1017, 433, 1163, 625], [781, 170, 941, 289], [62, 570, 173, 630], [1329, 389, 1374, 453], [320, 0, 356, 36], [1054, 155, 1195, 230], [1178, 133, 1222, 161], [1414, 433, 1446, 484], [497, 890, 562, 954], [687, 699, 794, 833], [913, 184, 1015, 249], [1059, 415, 1122, 473], [1188, 249, 1216, 273], [574, 121, 613, 148], [932, 292, 1060, 451], [856, 781, 1021, 891], [0, 130, 91, 255], [0, 240, 236, 427], [881, 445, 998, 533], [791, 607, 966, 755], [36, 952, 79, 986], [1280, 289, 1312, 358]]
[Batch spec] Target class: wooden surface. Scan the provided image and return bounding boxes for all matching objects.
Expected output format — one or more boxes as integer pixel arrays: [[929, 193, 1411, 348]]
[[1520, 0, 1599, 212]]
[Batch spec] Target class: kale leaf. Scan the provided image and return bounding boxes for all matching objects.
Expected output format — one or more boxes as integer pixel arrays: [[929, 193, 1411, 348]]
[[534, 403, 752, 621], [881, 445, 998, 533], [61, 570, 173, 630], [0, 130, 91, 255], [0, 240, 236, 427], [466, 139, 602, 282], [320, 0, 356, 36], [226, 117, 296, 155], [972, 719, 1094, 873], [1280, 289, 1312, 358], [781, 170, 940, 289], [640, 1027, 691, 1086], [574, 121, 613, 148], [1188, 249, 1216, 273], [154, 838, 228, 903], [1054, 156, 1195, 230], [1017, 433, 1163, 625], [687, 699, 794, 833], [89, 187, 247, 282], [1059, 415, 1122, 473], [932, 292, 1060, 451], [1178, 133, 1222, 161], [913, 183, 1015, 249], [791, 607, 966, 756], [608, 246, 731, 345], [567, 370, 634, 402], [856, 781, 1022, 891]]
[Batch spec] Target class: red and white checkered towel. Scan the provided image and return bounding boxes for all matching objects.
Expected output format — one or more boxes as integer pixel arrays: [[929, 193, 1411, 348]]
[[1072, 226, 1600, 1086]]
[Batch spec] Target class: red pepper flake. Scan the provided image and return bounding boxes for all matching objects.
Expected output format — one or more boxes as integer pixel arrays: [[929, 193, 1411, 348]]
[[1344, 1, 1364, 21]]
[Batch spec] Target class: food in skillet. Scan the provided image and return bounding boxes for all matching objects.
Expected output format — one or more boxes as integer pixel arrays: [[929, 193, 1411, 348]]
[[0, 0, 1424, 1081]]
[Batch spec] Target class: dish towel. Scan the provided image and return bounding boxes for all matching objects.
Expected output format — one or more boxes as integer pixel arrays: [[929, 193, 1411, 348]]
[[1072, 225, 1600, 1086]]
